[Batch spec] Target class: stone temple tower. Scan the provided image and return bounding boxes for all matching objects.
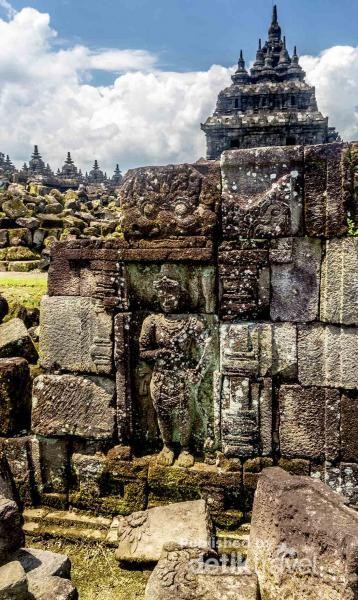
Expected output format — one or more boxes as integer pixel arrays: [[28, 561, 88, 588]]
[[201, 6, 340, 160]]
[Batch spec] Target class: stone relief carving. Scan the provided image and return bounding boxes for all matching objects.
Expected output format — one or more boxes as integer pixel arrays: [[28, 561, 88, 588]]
[[139, 268, 212, 467], [118, 511, 150, 553]]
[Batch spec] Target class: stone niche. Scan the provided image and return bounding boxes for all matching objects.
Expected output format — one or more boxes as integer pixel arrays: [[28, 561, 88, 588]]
[[3, 142, 354, 524]]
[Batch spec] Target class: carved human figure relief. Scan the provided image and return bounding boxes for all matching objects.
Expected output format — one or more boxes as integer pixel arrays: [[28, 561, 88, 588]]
[[139, 272, 210, 468]]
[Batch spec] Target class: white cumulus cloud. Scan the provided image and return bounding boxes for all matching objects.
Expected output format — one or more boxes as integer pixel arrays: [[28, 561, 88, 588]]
[[0, 6, 356, 175]]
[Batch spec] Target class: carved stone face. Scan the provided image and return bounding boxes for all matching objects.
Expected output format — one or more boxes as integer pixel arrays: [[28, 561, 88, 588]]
[[154, 275, 182, 313]]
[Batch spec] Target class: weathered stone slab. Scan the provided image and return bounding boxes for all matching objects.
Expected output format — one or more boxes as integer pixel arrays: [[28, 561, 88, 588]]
[[220, 322, 297, 379], [247, 467, 358, 599], [35, 437, 69, 498], [0, 319, 38, 363], [279, 385, 340, 460], [270, 237, 321, 322], [114, 314, 132, 444], [145, 545, 259, 600], [0, 358, 32, 436], [40, 296, 113, 374], [27, 576, 78, 600], [32, 375, 116, 439], [320, 238, 358, 325], [0, 438, 32, 505], [16, 547, 71, 580], [340, 394, 358, 462], [221, 146, 303, 239], [119, 162, 219, 239], [298, 324, 358, 389], [0, 561, 28, 599], [304, 142, 348, 237], [0, 498, 24, 564], [219, 240, 270, 320], [116, 500, 212, 563], [216, 375, 272, 458]]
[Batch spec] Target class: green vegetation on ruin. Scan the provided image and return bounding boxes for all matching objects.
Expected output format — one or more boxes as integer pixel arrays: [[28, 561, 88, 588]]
[[28, 538, 150, 600], [0, 271, 47, 319]]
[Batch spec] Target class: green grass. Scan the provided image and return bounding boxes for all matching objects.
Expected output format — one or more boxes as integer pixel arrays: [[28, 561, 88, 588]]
[[0, 272, 47, 319], [28, 539, 151, 600]]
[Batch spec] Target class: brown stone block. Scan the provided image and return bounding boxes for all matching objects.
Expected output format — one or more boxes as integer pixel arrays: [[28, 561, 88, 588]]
[[0, 437, 33, 505], [278, 458, 311, 476], [304, 142, 348, 236], [0, 319, 38, 364], [36, 437, 70, 496], [247, 467, 358, 599], [32, 374, 116, 440], [221, 145, 304, 239], [341, 393, 358, 462], [279, 385, 340, 460], [270, 237, 321, 322], [0, 358, 31, 436]]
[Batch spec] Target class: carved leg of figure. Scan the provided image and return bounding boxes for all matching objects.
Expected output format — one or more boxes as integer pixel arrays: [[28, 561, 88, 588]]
[[156, 409, 175, 467], [177, 400, 195, 468]]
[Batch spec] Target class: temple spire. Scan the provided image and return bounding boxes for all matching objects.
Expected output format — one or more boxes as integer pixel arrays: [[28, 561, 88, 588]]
[[268, 4, 281, 41]]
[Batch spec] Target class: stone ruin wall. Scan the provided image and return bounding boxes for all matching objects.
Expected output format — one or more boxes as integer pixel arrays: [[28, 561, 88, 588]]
[[0, 141, 357, 528]]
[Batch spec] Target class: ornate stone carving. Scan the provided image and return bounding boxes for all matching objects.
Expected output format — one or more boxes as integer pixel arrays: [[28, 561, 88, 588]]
[[139, 269, 213, 467]]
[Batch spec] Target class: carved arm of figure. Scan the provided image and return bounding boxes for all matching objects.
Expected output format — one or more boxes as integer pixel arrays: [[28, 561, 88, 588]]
[[139, 315, 171, 362]]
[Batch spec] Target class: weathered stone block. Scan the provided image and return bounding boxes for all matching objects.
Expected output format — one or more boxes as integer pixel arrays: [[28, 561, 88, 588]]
[[298, 324, 358, 389], [341, 394, 358, 462], [270, 237, 321, 322], [0, 438, 33, 505], [114, 314, 132, 444], [145, 545, 259, 600], [217, 375, 272, 458], [16, 547, 71, 580], [32, 375, 116, 440], [220, 322, 297, 379], [320, 238, 358, 325], [40, 296, 113, 374], [247, 467, 358, 599], [0, 358, 32, 436], [279, 385, 340, 460], [219, 241, 270, 320], [36, 437, 69, 498], [119, 162, 219, 239], [0, 319, 38, 363], [242, 457, 274, 514], [0, 498, 24, 564], [304, 142, 348, 237], [116, 500, 212, 563], [27, 576, 78, 600], [221, 146, 303, 239], [0, 561, 28, 599]]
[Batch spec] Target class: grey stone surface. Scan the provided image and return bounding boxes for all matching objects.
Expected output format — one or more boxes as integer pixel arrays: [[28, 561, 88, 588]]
[[270, 237, 321, 322], [116, 500, 212, 563], [298, 324, 358, 389], [32, 374, 116, 439], [279, 385, 340, 460], [16, 547, 71, 580], [0, 561, 28, 599], [220, 322, 297, 378], [0, 319, 38, 363], [40, 296, 113, 374], [27, 576, 78, 600], [0, 358, 32, 437], [320, 238, 358, 326], [247, 467, 358, 600]]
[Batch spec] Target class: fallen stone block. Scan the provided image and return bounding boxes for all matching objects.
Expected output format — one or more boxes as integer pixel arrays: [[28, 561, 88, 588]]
[[0, 319, 38, 363], [116, 500, 212, 563], [247, 467, 358, 599], [298, 324, 358, 389], [145, 544, 259, 600], [40, 296, 113, 374], [0, 498, 24, 564], [27, 576, 78, 600], [16, 547, 71, 580], [0, 560, 28, 599], [0, 358, 32, 436], [32, 374, 116, 439]]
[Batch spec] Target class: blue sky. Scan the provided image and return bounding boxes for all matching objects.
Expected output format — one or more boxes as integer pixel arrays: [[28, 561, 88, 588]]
[[8, 0, 358, 77], [0, 0, 357, 172]]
